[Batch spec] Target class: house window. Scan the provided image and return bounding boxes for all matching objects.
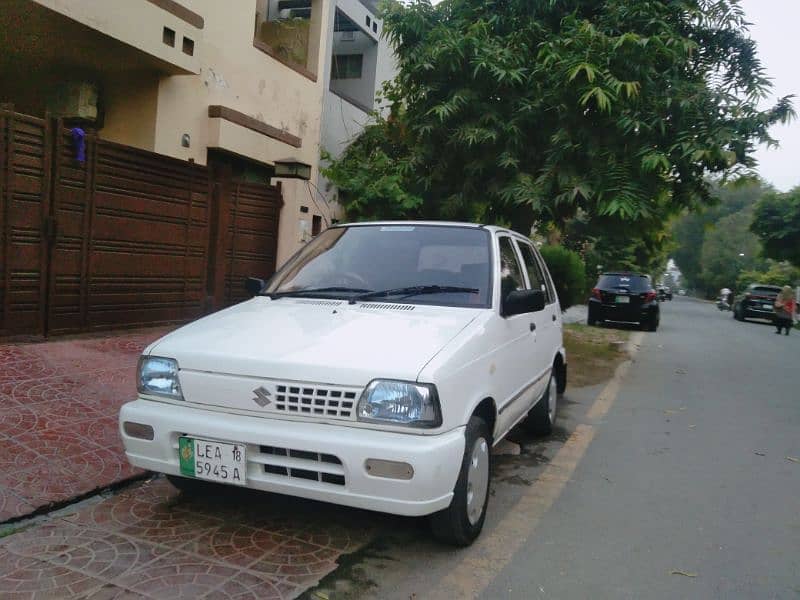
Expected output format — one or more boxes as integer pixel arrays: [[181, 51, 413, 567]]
[[163, 27, 176, 47], [312, 215, 322, 236], [331, 54, 363, 79], [182, 37, 195, 56]]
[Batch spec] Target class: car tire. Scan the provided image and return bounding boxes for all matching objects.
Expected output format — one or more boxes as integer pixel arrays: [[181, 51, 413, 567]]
[[166, 474, 211, 494], [734, 305, 744, 321], [587, 315, 596, 326], [525, 372, 557, 436], [648, 316, 659, 332], [430, 416, 491, 547]]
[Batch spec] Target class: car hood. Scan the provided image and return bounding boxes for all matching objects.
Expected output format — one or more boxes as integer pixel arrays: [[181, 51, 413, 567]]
[[148, 297, 481, 385]]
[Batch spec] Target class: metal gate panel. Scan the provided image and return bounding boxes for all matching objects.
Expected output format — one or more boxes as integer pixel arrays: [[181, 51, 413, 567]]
[[0, 110, 51, 336], [223, 181, 281, 306], [82, 140, 211, 331], [46, 124, 92, 334]]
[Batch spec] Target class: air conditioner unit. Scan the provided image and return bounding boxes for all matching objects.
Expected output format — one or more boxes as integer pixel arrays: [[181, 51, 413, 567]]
[[341, 31, 355, 41]]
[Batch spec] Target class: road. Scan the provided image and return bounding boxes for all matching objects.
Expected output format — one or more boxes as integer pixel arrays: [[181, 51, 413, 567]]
[[313, 297, 799, 599]]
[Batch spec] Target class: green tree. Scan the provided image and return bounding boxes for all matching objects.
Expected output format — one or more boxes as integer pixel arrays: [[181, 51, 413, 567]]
[[670, 180, 771, 291], [539, 245, 586, 310], [326, 0, 792, 236], [563, 212, 672, 285], [698, 208, 766, 295], [750, 188, 800, 267], [737, 261, 800, 290]]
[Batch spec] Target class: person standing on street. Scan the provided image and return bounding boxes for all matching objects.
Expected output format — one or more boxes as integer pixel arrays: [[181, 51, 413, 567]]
[[773, 286, 796, 335]]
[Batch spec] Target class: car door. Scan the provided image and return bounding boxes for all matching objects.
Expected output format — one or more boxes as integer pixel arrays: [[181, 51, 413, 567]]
[[494, 236, 549, 436], [518, 240, 560, 378]]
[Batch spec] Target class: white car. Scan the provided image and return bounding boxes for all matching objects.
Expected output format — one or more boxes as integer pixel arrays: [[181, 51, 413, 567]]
[[120, 222, 566, 545]]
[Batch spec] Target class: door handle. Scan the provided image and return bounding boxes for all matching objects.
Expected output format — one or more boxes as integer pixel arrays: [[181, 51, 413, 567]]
[[530, 323, 536, 332]]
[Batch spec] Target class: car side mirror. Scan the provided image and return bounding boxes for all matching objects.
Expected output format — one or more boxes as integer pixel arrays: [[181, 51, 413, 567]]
[[244, 277, 266, 297], [502, 289, 546, 317]]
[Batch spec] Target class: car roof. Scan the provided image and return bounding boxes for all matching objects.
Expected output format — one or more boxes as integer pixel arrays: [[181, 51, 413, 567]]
[[335, 221, 523, 237], [749, 284, 782, 290], [601, 272, 650, 278]]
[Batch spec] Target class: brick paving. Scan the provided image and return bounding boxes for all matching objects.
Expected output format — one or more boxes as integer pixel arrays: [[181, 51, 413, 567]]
[[0, 328, 171, 521], [1, 328, 385, 598], [0, 477, 380, 599]]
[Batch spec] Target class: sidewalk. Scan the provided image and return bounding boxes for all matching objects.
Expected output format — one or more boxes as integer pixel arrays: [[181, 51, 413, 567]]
[[0, 327, 172, 522]]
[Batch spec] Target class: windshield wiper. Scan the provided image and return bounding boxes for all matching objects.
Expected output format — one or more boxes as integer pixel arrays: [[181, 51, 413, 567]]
[[267, 286, 372, 300], [350, 285, 479, 304]]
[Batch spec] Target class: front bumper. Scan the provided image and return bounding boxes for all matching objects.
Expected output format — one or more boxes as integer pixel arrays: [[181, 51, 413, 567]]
[[120, 399, 465, 517]]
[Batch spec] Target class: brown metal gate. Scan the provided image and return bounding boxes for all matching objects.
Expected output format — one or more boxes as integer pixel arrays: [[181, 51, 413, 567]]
[[47, 134, 212, 335], [0, 111, 52, 336], [223, 181, 282, 306], [1, 108, 282, 338]]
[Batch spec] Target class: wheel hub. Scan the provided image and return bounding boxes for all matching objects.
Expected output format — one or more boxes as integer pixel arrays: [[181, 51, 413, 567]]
[[466, 437, 489, 525], [548, 375, 558, 423]]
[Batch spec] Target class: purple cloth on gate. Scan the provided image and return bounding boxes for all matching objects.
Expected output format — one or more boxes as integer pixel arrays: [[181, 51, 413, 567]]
[[70, 127, 86, 163]]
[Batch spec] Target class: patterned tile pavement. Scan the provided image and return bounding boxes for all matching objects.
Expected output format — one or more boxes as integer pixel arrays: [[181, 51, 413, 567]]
[[0, 478, 382, 599], [0, 328, 172, 522]]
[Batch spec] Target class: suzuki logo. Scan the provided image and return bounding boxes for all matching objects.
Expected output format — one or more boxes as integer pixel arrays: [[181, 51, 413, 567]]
[[252, 386, 272, 407]]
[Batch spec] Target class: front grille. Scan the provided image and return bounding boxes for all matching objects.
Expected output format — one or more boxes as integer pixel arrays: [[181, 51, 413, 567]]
[[274, 385, 358, 419], [258, 445, 345, 486]]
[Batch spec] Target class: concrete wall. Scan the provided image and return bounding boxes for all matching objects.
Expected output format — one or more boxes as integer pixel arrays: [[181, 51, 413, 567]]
[[100, 71, 160, 151], [150, 0, 332, 264], [29, 0, 201, 74]]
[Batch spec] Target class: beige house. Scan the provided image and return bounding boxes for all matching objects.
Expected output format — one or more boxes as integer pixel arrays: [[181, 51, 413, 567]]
[[0, 0, 355, 264], [0, 0, 395, 337]]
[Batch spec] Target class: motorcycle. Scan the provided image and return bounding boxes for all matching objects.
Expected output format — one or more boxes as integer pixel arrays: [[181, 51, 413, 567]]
[[717, 298, 730, 311]]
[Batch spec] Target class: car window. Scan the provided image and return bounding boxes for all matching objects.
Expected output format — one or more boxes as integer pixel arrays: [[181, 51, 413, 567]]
[[498, 236, 525, 302], [597, 274, 651, 292], [517, 242, 550, 300]]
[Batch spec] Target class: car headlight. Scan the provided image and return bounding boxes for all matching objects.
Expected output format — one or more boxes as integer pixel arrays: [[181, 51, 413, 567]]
[[137, 356, 183, 400], [357, 380, 442, 428]]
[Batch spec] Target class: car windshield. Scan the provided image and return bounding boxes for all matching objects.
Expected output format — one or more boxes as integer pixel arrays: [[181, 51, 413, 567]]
[[597, 274, 651, 292], [751, 285, 781, 295], [264, 225, 493, 307]]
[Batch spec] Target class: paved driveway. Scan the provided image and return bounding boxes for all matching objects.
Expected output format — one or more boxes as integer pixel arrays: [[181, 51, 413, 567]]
[[0, 328, 170, 521], [0, 477, 381, 599]]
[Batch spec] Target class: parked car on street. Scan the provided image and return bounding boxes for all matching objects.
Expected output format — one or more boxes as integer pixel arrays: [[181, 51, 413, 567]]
[[678, 289, 686, 296], [657, 286, 673, 301], [120, 222, 567, 546], [588, 272, 660, 330], [733, 284, 782, 322]]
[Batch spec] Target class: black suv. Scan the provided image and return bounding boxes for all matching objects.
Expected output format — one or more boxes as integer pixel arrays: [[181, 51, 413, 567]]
[[733, 284, 782, 322], [588, 272, 660, 331]]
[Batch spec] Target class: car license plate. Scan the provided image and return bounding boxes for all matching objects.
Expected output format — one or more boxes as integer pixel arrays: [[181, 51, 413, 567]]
[[615, 296, 630, 304], [179, 437, 246, 485]]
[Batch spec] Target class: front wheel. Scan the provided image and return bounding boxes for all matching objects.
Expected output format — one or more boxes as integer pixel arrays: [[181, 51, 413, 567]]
[[430, 416, 491, 547]]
